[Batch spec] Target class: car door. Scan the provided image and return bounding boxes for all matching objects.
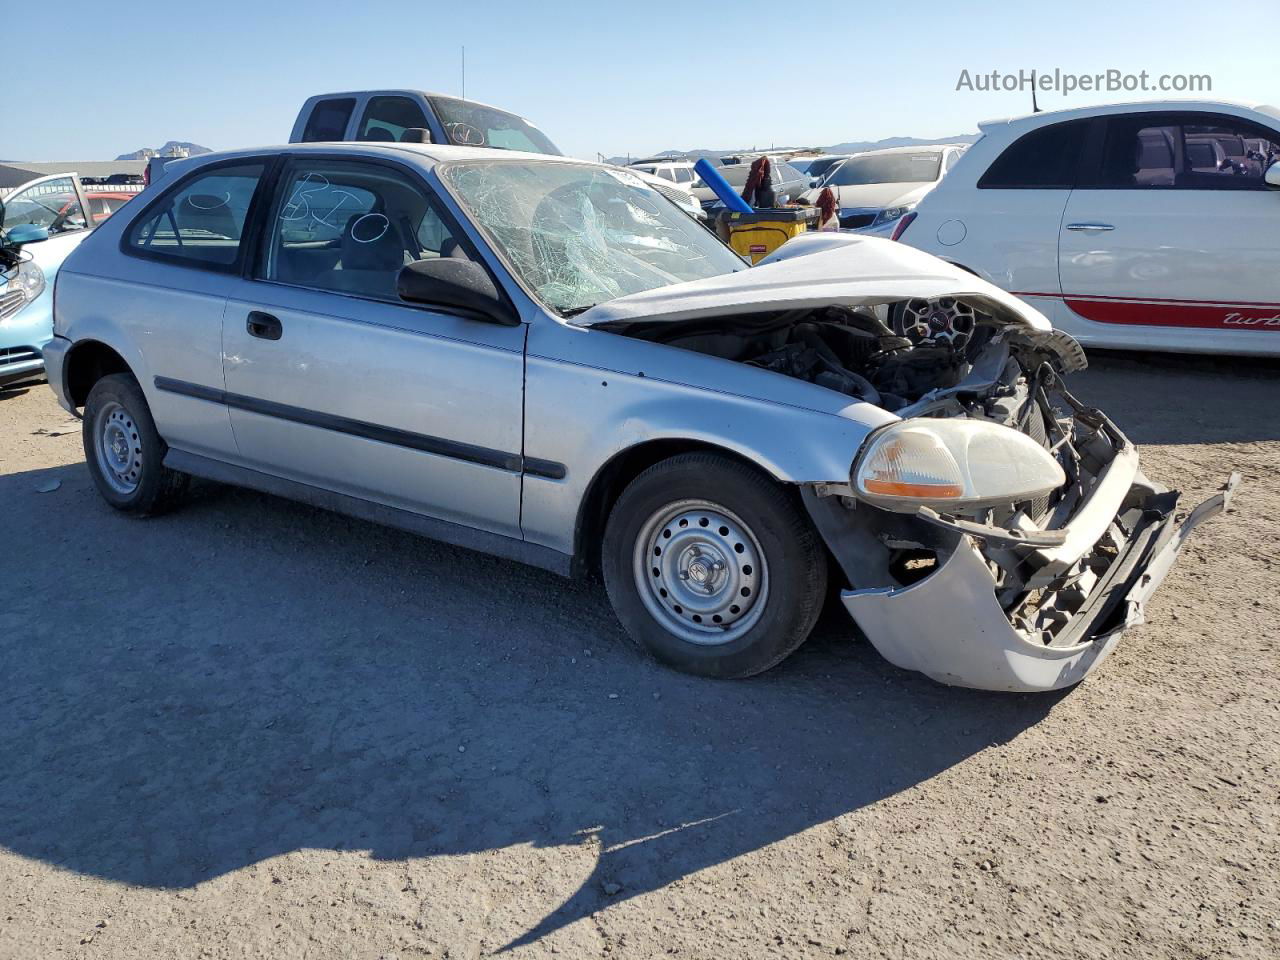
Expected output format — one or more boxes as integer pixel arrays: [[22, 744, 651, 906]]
[[1058, 111, 1280, 346], [219, 156, 526, 537], [108, 161, 270, 458]]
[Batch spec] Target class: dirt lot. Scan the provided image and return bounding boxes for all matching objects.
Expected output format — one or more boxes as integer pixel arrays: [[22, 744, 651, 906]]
[[1, 353, 1277, 960]]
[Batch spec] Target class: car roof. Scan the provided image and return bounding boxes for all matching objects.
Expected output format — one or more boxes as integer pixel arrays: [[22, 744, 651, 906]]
[[978, 99, 1280, 132], [168, 141, 587, 173], [304, 89, 519, 116]]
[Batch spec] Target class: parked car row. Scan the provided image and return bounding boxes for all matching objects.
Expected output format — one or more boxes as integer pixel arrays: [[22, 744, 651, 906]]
[[627, 100, 1280, 358]]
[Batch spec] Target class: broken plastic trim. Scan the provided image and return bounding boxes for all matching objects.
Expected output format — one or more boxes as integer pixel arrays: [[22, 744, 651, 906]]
[[913, 505, 1068, 547]]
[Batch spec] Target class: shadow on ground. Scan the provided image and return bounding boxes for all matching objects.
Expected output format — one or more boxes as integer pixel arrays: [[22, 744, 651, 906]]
[[3, 350, 1270, 945], [0, 458, 1060, 950], [0, 383, 35, 401]]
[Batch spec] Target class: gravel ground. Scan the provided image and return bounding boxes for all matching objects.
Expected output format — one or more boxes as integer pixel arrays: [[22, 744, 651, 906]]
[[1, 353, 1277, 960]]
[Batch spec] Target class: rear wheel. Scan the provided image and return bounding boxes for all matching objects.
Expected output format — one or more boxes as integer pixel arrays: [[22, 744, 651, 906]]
[[602, 453, 827, 678], [83, 373, 188, 515]]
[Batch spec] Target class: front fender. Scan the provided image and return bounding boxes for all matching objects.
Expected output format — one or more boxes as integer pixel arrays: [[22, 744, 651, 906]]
[[519, 347, 892, 557]]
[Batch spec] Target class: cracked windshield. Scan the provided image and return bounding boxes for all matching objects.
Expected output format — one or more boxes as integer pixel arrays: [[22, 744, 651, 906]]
[[440, 161, 745, 315]]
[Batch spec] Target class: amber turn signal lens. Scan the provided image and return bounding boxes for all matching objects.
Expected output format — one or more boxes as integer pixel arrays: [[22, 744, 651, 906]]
[[862, 478, 964, 498]]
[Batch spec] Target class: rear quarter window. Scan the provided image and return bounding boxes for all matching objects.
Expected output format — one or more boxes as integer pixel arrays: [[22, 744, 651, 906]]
[[978, 120, 1089, 189], [124, 162, 265, 270]]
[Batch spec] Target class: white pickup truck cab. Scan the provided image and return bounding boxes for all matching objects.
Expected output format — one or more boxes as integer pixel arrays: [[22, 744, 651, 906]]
[[290, 90, 561, 155]]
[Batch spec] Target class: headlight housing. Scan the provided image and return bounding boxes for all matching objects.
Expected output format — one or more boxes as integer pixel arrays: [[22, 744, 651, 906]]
[[872, 202, 917, 227], [12, 260, 46, 304], [852, 418, 1065, 512]]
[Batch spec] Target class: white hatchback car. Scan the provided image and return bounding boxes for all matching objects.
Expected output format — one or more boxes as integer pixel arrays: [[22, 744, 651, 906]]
[[898, 100, 1280, 356]]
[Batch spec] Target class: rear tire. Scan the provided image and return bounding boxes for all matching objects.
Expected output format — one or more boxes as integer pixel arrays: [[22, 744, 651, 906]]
[[602, 453, 827, 678], [83, 373, 188, 515]]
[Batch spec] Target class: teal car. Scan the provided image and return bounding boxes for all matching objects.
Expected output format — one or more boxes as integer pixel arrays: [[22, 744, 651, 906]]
[[1, 174, 101, 387]]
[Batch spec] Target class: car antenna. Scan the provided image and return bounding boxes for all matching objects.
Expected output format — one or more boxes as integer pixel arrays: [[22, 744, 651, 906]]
[[1031, 70, 1041, 113]]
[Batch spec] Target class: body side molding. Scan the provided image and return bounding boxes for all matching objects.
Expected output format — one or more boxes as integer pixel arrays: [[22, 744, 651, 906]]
[[153, 376, 566, 479]]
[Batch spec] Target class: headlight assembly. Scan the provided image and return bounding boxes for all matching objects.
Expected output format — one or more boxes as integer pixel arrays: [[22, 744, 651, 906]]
[[13, 260, 46, 304], [852, 418, 1065, 512], [872, 203, 916, 227]]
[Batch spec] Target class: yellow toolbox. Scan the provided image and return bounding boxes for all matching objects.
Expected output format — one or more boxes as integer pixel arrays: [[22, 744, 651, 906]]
[[715, 207, 819, 263]]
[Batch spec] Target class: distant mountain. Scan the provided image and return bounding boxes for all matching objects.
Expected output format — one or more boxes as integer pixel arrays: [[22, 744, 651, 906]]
[[825, 134, 980, 154], [607, 134, 979, 166], [115, 141, 212, 161]]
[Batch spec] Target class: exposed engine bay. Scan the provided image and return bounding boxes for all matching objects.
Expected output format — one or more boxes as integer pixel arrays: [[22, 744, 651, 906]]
[[618, 295, 1085, 418]]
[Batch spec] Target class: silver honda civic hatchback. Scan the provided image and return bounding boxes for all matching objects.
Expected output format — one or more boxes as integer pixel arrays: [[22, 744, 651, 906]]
[[43, 143, 1232, 692]]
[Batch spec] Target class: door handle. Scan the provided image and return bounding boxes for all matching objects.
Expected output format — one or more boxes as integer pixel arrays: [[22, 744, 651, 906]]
[[1065, 222, 1116, 232], [246, 311, 282, 341]]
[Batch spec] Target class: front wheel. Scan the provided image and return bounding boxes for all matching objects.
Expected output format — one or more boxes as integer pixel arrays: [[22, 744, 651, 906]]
[[602, 453, 828, 678], [82, 373, 188, 515]]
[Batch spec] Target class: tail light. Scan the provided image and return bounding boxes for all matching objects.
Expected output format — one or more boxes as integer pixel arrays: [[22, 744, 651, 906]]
[[890, 212, 917, 242]]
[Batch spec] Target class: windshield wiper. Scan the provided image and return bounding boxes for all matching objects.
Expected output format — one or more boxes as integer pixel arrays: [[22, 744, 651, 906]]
[[560, 304, 598, 318]]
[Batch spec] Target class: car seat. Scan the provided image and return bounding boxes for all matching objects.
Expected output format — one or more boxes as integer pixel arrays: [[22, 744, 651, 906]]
[[176, 194, 240, 240], [329, 212, 407, 297]]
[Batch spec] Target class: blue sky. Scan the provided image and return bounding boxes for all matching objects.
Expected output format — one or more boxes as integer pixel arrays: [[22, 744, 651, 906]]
[[7, 0, 1276, 162]]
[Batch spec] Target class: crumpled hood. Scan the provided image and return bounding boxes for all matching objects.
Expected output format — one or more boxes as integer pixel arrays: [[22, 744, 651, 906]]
[[570, 233, 1052, 332]]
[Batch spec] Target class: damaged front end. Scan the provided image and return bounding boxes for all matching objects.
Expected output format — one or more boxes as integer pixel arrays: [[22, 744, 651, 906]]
[[803, 335, 1237, 692], [573, 236, 1233, 691]]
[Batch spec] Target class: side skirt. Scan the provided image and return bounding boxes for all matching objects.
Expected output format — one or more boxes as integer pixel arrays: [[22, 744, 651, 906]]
[[163, 449, 575, 578]]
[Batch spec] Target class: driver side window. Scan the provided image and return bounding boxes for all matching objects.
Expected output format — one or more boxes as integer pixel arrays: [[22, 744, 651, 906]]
[[1093, 114, 1280, 190], [259, 160, 466, 302]]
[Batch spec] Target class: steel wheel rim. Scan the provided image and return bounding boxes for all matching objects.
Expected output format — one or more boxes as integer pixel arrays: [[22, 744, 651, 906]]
[[96, 400, 142, 495], [633, 498, 768, 646]]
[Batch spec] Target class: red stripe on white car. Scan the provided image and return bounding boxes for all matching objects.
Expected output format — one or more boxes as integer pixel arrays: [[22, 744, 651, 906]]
[[1011, 293, 1280, 332]]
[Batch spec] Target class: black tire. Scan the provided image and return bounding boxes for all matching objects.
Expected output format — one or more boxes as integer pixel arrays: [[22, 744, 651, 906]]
[[602, 452, 828, 678], [82, 373, 188, 515]]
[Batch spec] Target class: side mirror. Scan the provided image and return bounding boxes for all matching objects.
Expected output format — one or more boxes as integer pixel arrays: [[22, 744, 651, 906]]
[[3, 224, 49, 247], [397, 258, 520, 326], [1266, 160, 1280, 189], [809, 177, 821, 189]]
